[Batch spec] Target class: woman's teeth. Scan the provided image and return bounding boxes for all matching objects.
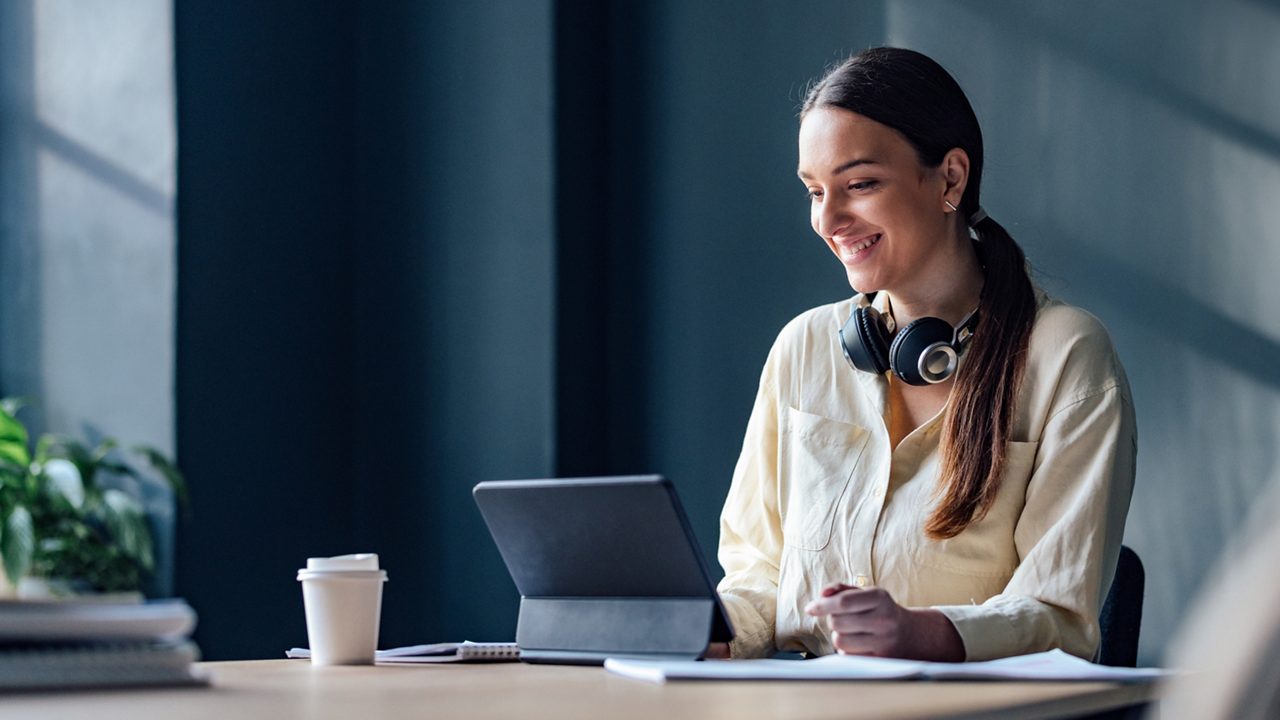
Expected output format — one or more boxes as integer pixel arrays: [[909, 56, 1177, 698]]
[[845, 234, 881, 256]]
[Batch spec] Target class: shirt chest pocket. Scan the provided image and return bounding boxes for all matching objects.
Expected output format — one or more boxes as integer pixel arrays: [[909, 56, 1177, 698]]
[[780, 407, 871, 551]]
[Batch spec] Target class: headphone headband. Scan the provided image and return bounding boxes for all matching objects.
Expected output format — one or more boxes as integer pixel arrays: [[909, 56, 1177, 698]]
[[952, 306, 979, 352]]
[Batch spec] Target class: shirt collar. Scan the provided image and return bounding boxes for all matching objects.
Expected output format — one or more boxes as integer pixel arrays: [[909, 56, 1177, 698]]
[[856, 291, 897, 333]]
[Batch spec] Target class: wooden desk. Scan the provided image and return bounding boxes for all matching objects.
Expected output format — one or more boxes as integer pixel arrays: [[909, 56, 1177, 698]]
[[2, 659, 1156, 719]]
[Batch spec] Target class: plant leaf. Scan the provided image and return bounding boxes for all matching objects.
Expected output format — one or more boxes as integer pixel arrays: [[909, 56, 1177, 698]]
[[37, 435, 95, 487], [97, 461, 134, 477], [2, 506, 34, 584], [132, 445, 189, 511], [0, 398, 26, 418], [100, 489, 147, 565], [33, 434, 54, 464], [132, 515, 154, 571], [90, 439, 119, 465], [0, 403, 29, 468], [41, 458, 85, 510]]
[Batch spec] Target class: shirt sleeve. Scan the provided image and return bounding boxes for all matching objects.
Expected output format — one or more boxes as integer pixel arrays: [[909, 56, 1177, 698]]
[[716, 354, 785, 659], [934, 382, 1137, 661]]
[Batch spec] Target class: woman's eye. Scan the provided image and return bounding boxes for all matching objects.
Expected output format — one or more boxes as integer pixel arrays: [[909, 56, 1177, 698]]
[[850, 180, 879, 191], [806, 189, 823, 200]]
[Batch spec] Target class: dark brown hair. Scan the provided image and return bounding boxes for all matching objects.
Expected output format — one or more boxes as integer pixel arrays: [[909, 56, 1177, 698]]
[[801, 48, 1037, 539]]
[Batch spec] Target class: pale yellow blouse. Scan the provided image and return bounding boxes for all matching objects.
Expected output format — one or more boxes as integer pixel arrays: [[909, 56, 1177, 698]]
[[717, 290, 1136, 661]]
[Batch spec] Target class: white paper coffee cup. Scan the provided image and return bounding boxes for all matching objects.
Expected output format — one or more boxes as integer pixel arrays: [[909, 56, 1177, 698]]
[[298, 554, 388, 666]]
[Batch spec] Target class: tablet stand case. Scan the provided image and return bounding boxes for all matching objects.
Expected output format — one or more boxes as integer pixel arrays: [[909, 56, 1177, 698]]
[[518, 596, 733, 665], [473, 476, 736, 666]]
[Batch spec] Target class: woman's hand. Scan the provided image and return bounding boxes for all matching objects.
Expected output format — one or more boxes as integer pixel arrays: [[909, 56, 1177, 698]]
[[703, 642, 731, 659], [804, 583, 965, 661]]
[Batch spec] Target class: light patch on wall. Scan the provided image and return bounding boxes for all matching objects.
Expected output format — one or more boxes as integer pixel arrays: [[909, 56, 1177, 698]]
[[35, 146, 174, 440], [35, 0, 175, 196], [22, 0, 176, 444], [883, 0, 1280, 666], [1204, 134, 1280, 339]]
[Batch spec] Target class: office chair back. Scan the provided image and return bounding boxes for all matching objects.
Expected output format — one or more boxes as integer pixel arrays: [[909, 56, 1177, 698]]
[[1098, 544, 1144, 667]]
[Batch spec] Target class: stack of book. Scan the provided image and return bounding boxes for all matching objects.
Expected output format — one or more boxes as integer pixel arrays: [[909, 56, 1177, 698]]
[[0, 596, 206, 691]]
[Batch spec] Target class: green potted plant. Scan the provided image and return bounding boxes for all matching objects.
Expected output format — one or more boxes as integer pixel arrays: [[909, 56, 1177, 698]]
[[0, 398, 186, 598]]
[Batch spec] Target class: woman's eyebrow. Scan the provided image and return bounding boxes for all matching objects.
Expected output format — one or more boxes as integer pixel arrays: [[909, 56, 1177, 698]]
[[797, 157, 881, 180]]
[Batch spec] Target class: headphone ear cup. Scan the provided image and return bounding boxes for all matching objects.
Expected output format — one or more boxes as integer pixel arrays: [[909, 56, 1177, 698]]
[[889, 316, 955, 386], [859, 308, 893, 374], [840, 307, 891, 375]]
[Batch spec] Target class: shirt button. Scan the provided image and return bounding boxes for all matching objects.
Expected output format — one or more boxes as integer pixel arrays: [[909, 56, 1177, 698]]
[[854, 574, 869, 588], [874, 486, 886, 500]]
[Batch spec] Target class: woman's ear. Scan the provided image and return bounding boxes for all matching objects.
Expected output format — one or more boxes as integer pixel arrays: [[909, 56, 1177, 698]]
[[940, 148, 970, 208]]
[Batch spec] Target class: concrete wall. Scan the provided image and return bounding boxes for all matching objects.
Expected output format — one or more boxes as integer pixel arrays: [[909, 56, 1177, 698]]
[[0, 0, 177, 594], [885, 0, 1280, 663]]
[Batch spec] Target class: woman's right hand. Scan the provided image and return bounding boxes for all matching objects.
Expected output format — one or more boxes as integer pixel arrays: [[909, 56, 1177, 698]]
[[704, 642, 731, 659]]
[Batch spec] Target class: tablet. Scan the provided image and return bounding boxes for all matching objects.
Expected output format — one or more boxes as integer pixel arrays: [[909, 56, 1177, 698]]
[[473, 475, 735, 664]]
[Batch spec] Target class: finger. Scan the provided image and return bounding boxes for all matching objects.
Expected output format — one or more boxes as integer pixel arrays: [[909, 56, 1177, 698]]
[[811, 587, 890, 617], [703, 642, 731, 660], [834, 626, 902, 657], [805, 593, 843, 616], [836, 586, 894, 614], [821, 583, 856, 598], [806, 587, 873, 616], [831, 630, 881, 656], [828, 605, 897, 635]]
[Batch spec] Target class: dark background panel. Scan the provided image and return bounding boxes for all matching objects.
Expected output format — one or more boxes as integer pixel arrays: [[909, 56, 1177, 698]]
[[174, 1, 359, 661], [173, 0, 878, 659], [347, 0, 556, 648], [176, 0, 558, 656]]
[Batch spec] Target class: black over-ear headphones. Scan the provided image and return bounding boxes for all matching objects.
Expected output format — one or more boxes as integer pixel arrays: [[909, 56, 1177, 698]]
[[839, 293, 979, 386]]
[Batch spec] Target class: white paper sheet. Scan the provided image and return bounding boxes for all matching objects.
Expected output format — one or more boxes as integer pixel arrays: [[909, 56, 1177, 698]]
[[604, 649, 1169, 684]]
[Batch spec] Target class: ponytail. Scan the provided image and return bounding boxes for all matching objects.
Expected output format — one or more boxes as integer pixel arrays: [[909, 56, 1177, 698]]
[[925, 214, 1037, 539]]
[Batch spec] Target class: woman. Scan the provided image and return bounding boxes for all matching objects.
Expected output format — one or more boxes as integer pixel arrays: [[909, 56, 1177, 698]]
[[711, 48, 1136, 662]]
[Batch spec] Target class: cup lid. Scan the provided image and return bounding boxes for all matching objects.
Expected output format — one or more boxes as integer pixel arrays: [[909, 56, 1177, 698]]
[[304, 553, 379, 572], [297, 568, 387, 582]]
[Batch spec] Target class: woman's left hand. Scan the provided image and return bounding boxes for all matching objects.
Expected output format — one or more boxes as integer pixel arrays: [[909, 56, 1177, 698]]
[[804, 584, 965, 661]]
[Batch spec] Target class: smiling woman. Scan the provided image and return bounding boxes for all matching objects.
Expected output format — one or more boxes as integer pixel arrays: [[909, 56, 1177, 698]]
[[712, 48, 1137, 664], [798, 110, 983, 305]]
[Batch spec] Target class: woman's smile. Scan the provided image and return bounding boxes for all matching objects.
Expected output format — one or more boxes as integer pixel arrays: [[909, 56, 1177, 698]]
[[833, 232, 883, 265]]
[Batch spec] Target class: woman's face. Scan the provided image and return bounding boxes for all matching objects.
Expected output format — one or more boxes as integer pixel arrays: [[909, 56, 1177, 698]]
[[798, 107, 958, 296]]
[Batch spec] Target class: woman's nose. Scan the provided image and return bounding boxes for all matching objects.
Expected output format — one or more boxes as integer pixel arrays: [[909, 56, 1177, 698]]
[[817, 198, 852, 238]]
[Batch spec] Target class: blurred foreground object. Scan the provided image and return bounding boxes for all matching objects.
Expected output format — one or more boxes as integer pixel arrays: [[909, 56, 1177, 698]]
[[1155, 478, 1280, 719], [0, 597, 203, 691]]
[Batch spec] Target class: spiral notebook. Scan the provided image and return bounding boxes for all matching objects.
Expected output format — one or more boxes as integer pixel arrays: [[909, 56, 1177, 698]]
[[287, 641, 521, 664]]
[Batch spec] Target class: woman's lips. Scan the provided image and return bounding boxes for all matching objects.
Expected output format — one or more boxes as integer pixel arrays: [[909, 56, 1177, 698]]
[[836, 233, 882, 264]]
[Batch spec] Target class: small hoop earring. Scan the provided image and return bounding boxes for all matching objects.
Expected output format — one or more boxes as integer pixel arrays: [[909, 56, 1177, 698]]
[[944, 200, 958, 213]]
